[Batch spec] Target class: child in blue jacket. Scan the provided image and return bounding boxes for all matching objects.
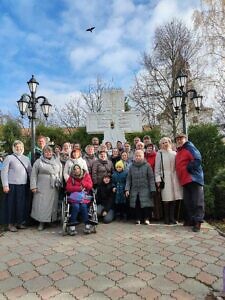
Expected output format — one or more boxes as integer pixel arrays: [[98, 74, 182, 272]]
[[112, 160, 128, 220]]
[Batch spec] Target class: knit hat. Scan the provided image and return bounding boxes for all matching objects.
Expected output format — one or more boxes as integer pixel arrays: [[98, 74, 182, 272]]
[[115, 160, 124, 170]]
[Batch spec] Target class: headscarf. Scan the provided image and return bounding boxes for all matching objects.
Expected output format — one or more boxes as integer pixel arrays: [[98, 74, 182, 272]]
[[12, 140, 24, 155], [71, 163, 84, 179]]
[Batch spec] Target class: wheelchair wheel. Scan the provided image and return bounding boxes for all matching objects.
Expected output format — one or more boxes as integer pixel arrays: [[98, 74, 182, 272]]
[[62, 221, 68, 236], [61, 201, 68, 236], [92, 225, 97, 233]]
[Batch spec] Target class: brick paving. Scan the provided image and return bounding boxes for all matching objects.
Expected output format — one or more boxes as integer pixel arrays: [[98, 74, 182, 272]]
[[0, 221, 224, 299]]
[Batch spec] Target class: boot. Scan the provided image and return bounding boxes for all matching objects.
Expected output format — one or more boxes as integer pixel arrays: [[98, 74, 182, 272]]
[[164, 203, 170, 225], [38, 222, 44, 231], [192, 222, 201, 232], [69, 226, 77, 236], [83, 224, 91, 234]]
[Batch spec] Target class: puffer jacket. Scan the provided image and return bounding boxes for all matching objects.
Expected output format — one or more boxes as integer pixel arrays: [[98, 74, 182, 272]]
[[176, 141, 204, 186], [112, 169, 128, 204], [65, 172, 93, 193], [92, 159, 114, 185], [125, 160, 156, 208]]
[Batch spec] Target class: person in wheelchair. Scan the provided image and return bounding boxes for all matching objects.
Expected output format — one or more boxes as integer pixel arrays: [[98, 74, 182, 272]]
[[65, 163, 93, 235]]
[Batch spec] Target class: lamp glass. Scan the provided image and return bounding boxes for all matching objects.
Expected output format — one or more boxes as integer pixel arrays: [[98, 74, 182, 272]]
[[27, 75, 39, 94], [193, 95, 203, 111], [40, 98, 52, 118], [172, 91, 182, 109], [176, 72, 187, 88], [27, 105, 33, 119], [17, 94, 29, 115]]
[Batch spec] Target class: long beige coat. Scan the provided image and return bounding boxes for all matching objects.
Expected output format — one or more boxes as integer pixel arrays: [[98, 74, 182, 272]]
[[155, 150, 182, 202], [30, 156, 62, 222]]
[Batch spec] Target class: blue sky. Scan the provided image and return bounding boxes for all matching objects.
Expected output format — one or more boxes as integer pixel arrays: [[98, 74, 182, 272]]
[[0, 0, 200, 116]]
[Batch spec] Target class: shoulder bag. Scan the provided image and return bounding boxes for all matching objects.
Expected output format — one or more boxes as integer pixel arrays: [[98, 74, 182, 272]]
[[160, 152, 165, 189]]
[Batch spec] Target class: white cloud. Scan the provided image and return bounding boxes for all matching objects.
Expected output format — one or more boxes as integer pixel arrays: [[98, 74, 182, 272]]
[[100, 47, 139, 74], [69, 47, 100, 69], [112, 0, 135, 16]]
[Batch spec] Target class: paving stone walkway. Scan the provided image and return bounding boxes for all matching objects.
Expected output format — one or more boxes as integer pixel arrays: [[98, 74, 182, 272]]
[[0, 221, 224, 299]]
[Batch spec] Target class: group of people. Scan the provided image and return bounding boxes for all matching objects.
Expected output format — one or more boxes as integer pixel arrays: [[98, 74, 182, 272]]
[[0, 133, 205, 234]]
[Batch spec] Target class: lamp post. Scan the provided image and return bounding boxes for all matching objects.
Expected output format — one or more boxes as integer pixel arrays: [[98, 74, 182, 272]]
[[17, 75, 52, 164], [171, 70, 203, 135]]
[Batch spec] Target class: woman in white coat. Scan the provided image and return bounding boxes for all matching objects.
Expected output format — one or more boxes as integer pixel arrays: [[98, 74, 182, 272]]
[[30, 145, 62, 231], [155, 137, 182, 225]]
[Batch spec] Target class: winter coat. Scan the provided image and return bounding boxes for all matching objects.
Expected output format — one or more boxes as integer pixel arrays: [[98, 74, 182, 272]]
[[63, 157, 88, 182], [125, 160, 156, 208], [66, 172, 93, 193], [83, 154, 97, 175], [155, 150, 182, 202], [112, 170, 128, 204], [30, 155, 62, 222], [96, 181, 114, 212], [176, 141, 204, 186], [144, 151, 157, 171], [92, 159, 114, 185]]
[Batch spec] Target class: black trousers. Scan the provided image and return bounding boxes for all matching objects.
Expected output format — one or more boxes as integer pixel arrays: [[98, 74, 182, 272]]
[[183, 182, 205, 223]]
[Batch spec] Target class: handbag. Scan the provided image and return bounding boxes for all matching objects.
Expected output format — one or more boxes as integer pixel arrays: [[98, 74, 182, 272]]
[[160, 152, 165, 189], [55, 177, 62, 188], [68, 191, 92, 204]]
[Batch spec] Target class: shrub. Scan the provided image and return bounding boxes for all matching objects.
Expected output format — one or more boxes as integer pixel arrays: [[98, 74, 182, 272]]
[[188, 124, 225, 184], [203, 184, 215, 219], [210, 168, 225, 219]]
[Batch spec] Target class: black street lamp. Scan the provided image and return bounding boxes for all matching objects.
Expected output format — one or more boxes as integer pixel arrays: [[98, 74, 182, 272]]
[[17, 75, 52, 164], [171, 70, 203, 135]]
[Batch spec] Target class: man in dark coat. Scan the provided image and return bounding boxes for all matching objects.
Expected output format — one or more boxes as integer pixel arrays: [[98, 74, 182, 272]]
[[175, 133, 204, 232]]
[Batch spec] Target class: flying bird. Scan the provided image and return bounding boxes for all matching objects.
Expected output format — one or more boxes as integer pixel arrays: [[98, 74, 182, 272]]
[[86, 26, 95, 32]]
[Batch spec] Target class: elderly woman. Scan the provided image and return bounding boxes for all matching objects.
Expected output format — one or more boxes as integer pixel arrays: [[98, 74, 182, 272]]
[[59, 142, 71, 168], [92, 147, 114, 188], [63, 148, 88, 182], [125, 149, 156, 225], [145, 143, 162, 221], [30, 145, 62, 231], [155, 137, 182, 225], [1, 140, 32, 232], [83, 145, 97, 175]]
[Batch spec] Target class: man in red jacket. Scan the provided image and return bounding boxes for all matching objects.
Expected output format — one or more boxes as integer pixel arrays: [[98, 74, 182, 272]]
[[175, 133, 204, 232]]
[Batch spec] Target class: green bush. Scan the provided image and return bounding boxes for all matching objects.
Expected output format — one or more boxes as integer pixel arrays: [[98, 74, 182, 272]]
[[210, 168, 225, 219], [188, 124, 225, 184], [125, 128, 161, 146], [203, 184, 215, 219]]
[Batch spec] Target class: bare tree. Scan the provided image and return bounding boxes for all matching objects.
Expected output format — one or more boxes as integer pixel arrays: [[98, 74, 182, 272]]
[[194, 0, 225, 125], [194, 0, 225, 60], [82, 76, 113, 114], [52, 96, 85, 133], [130, 19, 202, 136], [50, 77, 114, 130]]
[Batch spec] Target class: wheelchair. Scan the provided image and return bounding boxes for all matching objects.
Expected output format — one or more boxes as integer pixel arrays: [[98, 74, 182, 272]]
[[61, 189, 98, 236]]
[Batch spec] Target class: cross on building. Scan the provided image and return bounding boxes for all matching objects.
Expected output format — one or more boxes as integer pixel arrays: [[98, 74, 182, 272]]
[[86, 89, 142, 147]]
